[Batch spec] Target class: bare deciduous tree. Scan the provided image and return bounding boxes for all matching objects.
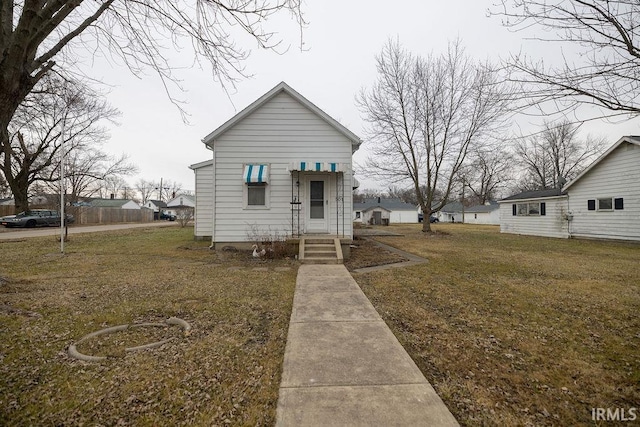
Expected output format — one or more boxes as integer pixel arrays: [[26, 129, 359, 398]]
[[0, 1, 305, 186], [358, 39, 513, 232], [494, 0, 640, 118], [352, 188, 383, 204], [135, 179, 156, 205], [61, 151, 137, 204], [461, 147, 514, 205], [1, 76, 120, 212], [514, 121, 605, 191]]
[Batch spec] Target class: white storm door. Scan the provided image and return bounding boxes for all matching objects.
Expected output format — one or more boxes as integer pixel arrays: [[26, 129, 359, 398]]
[[306, 177, 328, 233]]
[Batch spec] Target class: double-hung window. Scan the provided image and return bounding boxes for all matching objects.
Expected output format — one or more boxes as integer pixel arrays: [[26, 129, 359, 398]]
[[243, 164, 269, 209]]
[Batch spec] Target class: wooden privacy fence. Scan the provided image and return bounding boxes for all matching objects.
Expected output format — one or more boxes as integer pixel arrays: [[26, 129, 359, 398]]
[[0, 205, 13, 217], [0, 205, 154, 225], [70, 207, 154, 225]]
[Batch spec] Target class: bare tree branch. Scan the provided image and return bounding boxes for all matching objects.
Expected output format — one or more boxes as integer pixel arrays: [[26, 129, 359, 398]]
[[493, 0, 640, 118]]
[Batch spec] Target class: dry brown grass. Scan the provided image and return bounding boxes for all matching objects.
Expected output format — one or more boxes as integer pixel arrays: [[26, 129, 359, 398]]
[[354, 224, 640, 426], [344, 236, 408, 270], [0, 227, 297, 426]]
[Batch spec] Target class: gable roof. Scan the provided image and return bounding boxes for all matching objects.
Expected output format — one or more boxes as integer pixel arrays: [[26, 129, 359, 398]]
[[500, 188, 566, 202], [562, 135, 640, 192], [354, 198, 416, 212], [466, 202, 499, 213], [431, 201, 465, 213], [201, 82, 362, 152], [148, 199, 167, 208]]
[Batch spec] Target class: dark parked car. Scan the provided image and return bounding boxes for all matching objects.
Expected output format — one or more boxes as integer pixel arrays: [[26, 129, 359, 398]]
[[0, 210, 74, 228], [159, 212, 176, 221], [418, 213, 440, 223]]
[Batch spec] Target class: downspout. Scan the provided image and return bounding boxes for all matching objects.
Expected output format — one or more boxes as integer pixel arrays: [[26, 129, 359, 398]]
[[566, 193, 572, 239], [336, 173, 339, 236], [209, 146, 216, 249]]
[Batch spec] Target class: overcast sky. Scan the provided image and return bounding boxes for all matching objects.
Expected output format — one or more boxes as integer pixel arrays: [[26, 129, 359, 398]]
[[94, 0, 640, 194]]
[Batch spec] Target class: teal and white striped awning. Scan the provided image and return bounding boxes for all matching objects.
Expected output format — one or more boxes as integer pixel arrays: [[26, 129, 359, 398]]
[[243, 164, 269, 183], [288, 161, 346, 172]]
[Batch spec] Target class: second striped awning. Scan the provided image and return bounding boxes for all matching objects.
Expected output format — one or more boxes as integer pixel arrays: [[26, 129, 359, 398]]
[[288, 162, 346, 172]]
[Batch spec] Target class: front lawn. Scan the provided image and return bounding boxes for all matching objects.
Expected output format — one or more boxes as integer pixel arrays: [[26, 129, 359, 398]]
[[354, 224, 640, 426], [0, 227, 297, 426]]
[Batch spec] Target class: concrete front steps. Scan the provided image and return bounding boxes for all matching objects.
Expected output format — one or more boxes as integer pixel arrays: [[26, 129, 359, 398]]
[[299, 237, 343, 264]]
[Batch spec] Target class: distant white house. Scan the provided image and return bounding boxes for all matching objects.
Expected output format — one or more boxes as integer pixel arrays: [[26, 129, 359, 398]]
[[499, 136, 640, 241], [190, 82, 361, 248], [465, 202, 500, 225], [354, 198, 419, 224], [144, 199, 167, 213], [89, 198, 141, 209], [433, 201, 464, 223], [165, 194, 195, 216]]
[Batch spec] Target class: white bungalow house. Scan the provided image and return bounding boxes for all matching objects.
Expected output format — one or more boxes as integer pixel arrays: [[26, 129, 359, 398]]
[[353, 198, 419, 224], [190, 82, 361, 253], [165, 194, 195, 217], [144, 199, 167, 213], [434, 201, 464, 223], [499, 136, 640, 241], [498, 189, 569, 238], [465, 202, 500, 225]]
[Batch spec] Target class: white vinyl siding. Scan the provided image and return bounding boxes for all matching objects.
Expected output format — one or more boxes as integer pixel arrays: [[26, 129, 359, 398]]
[[499, 196, 569, 238], [465, 209, 500, 225], [567, 142, 640, 241], [211, 91, 354, 242], [389, 210, 419, 223], [192, 161, 214, 238]]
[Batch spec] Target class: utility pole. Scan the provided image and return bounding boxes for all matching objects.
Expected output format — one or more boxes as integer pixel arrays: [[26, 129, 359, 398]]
[[59, 120, 65, 254], [460, 176, 466, 224]]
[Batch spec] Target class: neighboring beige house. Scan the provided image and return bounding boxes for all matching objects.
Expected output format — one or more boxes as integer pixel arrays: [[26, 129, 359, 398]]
[[191, 82, 361, 248], [499, 136, 640, 241]]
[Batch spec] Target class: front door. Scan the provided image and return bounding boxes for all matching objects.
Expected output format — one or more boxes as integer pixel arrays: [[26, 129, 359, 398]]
[[306, 177, 328, 233]]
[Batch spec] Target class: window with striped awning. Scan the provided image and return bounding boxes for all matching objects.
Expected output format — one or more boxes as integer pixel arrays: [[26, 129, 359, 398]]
[[288, 162, 346, 172], [243, 164, 269, 183]]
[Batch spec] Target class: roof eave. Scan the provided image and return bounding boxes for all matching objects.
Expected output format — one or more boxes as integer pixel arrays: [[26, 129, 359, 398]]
[[562, 135, 640, 192]]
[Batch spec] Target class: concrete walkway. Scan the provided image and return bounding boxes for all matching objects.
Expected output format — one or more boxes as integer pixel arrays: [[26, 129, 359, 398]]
[[276, 264, 458, 426]]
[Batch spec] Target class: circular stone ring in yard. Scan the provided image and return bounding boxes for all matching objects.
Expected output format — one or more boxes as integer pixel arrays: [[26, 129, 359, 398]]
[[68, 317, 191, 362]]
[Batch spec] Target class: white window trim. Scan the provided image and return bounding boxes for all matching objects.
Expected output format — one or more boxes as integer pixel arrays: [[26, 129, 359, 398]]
[[597, 197, 613, 211]]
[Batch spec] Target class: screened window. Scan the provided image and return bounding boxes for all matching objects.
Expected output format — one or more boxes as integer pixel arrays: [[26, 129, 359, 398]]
[[517, 203, 528, 216], [247, 183, 266, 206], [528, 203, 540, 216]]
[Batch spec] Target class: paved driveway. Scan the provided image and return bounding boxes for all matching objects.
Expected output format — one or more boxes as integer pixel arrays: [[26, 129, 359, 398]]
[[0, 221, 179, 240]]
